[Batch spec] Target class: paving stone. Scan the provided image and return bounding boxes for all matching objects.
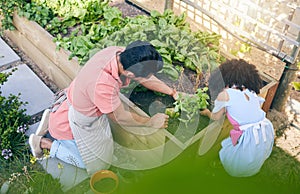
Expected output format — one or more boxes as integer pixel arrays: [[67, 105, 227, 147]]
[[26, 122, 40, 137], [286, 98, 300, 115], [0, 37, 20, 67], [39, 158, 89, 192], [0, 64, 54, 116]]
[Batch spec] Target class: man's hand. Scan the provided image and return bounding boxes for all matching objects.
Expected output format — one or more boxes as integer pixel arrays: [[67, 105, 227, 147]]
[[149, 113, 169, 129], [170, 88, 179, 100], [173, 90, 194, 100]]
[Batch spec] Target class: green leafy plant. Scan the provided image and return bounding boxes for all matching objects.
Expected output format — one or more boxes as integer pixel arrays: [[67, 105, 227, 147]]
[[93, 10, 224, 81], [18, 1, 71, 37], [168, 87, 210, 125], [3, 164, 63, 193], [2, 1, 224, 83], [0, 0, 28, 32], [0, 0, 66, 35], [52, 1, 124, 64], [33, 0, 108, 19], [18, 1, 56, 28], [0, 71, 30, 164]]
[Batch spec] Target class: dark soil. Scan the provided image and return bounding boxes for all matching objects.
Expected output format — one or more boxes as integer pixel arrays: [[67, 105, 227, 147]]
[[110, 0, 148, 17]]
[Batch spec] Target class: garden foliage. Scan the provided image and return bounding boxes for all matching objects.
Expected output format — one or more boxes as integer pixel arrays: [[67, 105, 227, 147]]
[[0, 71, 30, 163], [0, 0, 224, 135], [1, 0, 224, 78]]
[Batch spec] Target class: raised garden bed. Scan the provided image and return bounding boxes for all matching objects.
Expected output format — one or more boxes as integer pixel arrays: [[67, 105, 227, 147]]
[[4, 13, 81, 89], [4, 13, 279, 167]]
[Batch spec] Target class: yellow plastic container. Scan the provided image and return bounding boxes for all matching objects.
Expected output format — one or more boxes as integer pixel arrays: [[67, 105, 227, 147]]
[[90, 170, 119, 194]]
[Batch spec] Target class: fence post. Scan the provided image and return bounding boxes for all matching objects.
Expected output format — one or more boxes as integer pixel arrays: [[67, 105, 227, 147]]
[[271, 61, 298, 112], [164, 0, 174, 10], [271, 7, 300, 112]]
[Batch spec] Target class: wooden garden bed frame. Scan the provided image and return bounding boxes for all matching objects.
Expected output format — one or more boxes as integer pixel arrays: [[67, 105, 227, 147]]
[[4, 13, 278, 163]]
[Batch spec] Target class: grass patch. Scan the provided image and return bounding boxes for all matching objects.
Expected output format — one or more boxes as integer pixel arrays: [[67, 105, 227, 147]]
[[0, 155, 63, 193]]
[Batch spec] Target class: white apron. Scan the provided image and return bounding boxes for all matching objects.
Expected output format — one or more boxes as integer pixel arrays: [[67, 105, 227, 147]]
[[68, 105, 113, 175]]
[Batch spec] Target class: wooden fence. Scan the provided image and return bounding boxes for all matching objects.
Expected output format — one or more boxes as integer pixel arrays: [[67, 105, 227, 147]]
[[128, 0, 300, 64]]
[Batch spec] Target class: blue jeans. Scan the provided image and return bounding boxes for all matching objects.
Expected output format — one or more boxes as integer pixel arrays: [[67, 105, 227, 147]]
[[45, 132, 85, 168]]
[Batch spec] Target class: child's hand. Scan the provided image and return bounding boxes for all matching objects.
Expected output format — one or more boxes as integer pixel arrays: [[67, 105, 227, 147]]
[[200, 109, 211, 118]]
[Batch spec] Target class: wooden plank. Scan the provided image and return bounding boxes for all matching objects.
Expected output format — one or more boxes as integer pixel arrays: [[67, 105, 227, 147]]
[[119, 93, 150, 117], [12, 13, 81, 80], [259, 71, 279, 112], [110, 120, 165, 150], [109, 110, 165, 168], [109, 95, 166, 150], [5, 30, 72, 89], [262, 81, 279, 112]]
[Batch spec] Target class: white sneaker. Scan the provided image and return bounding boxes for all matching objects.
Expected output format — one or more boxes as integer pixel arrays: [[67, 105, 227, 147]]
[[35, 109, 50, 136], [29, 134, 43, 158]]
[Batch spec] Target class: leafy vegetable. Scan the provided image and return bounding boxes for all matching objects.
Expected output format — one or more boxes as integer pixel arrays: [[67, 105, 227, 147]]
[[171, 87, 210, 125]]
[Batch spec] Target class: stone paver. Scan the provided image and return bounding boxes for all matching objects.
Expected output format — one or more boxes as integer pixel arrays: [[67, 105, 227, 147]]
[[286, 98, 300, 116], [39, 158, 88, 192], [0, 37, 20, 67], [26, 122, 40, 137], [0, 64, 54, 116]]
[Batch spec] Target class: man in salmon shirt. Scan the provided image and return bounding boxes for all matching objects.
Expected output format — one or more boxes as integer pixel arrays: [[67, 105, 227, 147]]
[[29, 40, 178, 175]]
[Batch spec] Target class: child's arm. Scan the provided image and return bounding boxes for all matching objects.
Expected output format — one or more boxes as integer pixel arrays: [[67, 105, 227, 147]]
[[200, 107, 225, 120], [200, 90, 228, 120]]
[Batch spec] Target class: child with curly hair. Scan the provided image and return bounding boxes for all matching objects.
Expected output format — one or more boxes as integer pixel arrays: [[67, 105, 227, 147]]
[[201, 59, 275, 177]]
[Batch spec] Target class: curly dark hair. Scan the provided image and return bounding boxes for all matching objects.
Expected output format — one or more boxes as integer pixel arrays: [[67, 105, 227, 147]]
[[208, 59, 263, 101]]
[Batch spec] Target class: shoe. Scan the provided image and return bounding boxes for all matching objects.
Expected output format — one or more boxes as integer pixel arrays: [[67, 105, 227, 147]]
[[29, 134, 43, 158], [35, 109, 50, 136]]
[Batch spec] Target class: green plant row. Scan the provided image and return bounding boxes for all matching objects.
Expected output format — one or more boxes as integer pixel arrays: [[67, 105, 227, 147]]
[[89, 10, 224, 81], [1, 0, 224, 80], [0, 0, 220, 135], [4, 0, 220, 132]]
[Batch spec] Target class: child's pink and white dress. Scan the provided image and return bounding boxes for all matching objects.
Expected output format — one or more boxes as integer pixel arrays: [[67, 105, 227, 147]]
[[212, 88, 274, 177]]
